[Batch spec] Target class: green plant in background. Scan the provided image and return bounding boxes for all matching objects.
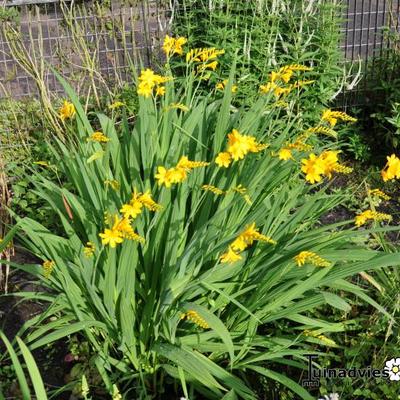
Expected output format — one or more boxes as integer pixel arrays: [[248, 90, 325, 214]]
[[1, 42, 400, 399], [172, 0, 346, 112]]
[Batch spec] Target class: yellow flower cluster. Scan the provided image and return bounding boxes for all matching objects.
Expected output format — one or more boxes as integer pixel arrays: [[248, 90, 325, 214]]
[[186, 47, 225, 74], [301, 151, 353, 184], [120, 190, 162, 220], [278, 134, 314, 161], [186, 47, 225, 63], [321, 109, 357, 127], [294, 251, 332, 267], [99, 214, 145, 248], [155, 156, 210, 187], [202, 184, 252, 204], [215, 129, 268, 168], [354, 210, 392, 227], [216, 79, 238, 93], [381, 154, 400, 182], [202, 184, 225, 195], [137, 68, 170, 98], [181, 310, 209, 329], [368, 188, 391, 201], [162, 35, 187, 57], [42, 260, 55, 278], [87, 131, 110, 143], [260, 64, 312, 98], [83, 242, 95, 258], [59, 100, 76, 121], [220, 223, 276, 264], [305, 125, 338, 138], [108, 101, 125, 110]]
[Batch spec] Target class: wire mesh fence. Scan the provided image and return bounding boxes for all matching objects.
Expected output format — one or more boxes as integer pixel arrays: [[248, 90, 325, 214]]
[[0, 0, 169, 98], [0, 0, 400, 102], [340, 0, 400, 107]]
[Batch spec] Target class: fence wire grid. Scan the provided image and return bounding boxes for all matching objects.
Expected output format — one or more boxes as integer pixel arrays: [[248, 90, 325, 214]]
[[0, 0, 169, 98], [0, 0, 400, 102]]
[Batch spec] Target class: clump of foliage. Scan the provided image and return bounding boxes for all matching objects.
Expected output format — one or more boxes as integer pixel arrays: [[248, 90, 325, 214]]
[[1, 41, 399, 399], [173, 0, 344, 112]]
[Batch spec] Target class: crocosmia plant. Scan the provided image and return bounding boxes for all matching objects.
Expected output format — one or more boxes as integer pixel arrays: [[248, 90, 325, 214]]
[[3, 37, 400, 400]]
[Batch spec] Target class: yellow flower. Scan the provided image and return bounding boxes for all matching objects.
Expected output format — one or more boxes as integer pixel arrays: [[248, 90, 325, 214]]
[[228, 223, 276, 256], [83, 242, 95, 258], [321, 109, 357, 127], [217, 130, 267, 165], [319, 150, 339, 179], [59, 100, 75, 121], [177, 155, 210, 170], [301, 154, 325, 184], [155, 157, 209, 187], [215, 152, 232, 168], [216, 79, 238, 93], [260, 82, 276, 94], [168, 167, 187, 183], [306, 125, 337, 138], [162, 35, 175, 56], [220, 246, 243, 264], [368, 188, 391, 201], [174, 37, 187, 55], [137, 82, 153, 97], [230, 236, 248, 252], [87, 131, 110, 143], [108, 101, 125, 109], [301, 150, 352, 182], [239, 223, 276, 246], [197, 61, 218, 73], [186, 47, 225, 63], [273, 86, 291, 97], [381, 154, 400, 182], [115, 217, 145, 243], [99, 228, 123, 248], [355, 210, 392, 227], [227, 129, 253, 160], [278, 147, 293, 161], [230, 185, 253, 205], [294, 251, 332, 267], [291, 80, 315, 89], [155, 166, 173, 187], [202, 184, 225, 195], [182, 310, 210, 329], [163, 35, 187, 57], [139, 68, 160, 86], [138, 191, 163, 211], [137, 69, 170, 97], [156, 86, 166, 96], [42, 260, 55, 278], [120, 202, 143, 219]]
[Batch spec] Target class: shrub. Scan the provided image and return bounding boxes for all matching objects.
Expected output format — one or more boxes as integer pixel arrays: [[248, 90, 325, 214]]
[[2, 44, 400, 399]]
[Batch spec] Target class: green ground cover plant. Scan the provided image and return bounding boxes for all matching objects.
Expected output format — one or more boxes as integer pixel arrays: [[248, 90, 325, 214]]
[[1, 40, 400, 399]]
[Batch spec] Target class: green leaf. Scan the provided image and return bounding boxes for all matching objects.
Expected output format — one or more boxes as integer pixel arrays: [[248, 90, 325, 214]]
[[16, 337, 48, 400]]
